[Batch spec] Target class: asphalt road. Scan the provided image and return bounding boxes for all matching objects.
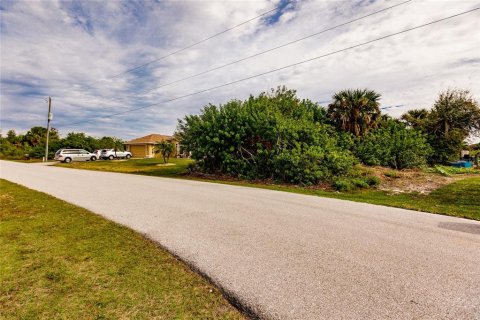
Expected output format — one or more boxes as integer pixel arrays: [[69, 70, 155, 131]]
[[1, 160, 479, 319]]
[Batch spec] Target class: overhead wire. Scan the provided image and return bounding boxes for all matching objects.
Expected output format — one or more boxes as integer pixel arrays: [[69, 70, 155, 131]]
[[57, 0, 412, 104], [59, 2, 286, 96], [63, 7, 479, 127]]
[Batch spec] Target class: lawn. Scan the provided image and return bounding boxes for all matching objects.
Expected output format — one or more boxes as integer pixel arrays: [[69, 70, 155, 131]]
[[242, 177, 480, 221], [54, 158, 480, 220], [0, 179, 244, 319]]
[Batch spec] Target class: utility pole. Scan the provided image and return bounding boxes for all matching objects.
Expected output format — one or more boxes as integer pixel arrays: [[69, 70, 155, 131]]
[[44, 97, 52, 162]]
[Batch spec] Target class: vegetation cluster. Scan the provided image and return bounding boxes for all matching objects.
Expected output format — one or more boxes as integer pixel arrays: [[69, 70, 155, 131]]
[[177, 87, 480, 188]]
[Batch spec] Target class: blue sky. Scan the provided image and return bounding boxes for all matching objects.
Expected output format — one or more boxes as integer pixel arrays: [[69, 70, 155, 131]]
[[1, 0, 479, 142]]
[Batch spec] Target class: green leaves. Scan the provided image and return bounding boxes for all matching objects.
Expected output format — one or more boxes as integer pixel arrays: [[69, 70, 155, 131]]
[[400, 89, 480, 164], [355, 119, 431, 169], [176, 86, 355, 184], [327, 89, 381, 137], [155, 141, 175, 163]]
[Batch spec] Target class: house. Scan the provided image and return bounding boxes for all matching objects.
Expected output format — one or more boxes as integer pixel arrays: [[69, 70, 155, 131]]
[[124, 134, 179, 158]]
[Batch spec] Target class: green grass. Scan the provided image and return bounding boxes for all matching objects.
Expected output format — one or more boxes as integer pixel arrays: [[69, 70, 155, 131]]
[[428, 165, 480, 176], [56, 157, 193, 176], [53, 158, 480, 220], [240, 178, 480, 220], [0, 179, 243, 319]]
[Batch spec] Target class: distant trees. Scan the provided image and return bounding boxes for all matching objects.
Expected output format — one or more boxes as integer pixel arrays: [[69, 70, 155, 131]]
[[327, 89, 381, 137], [0, 128, 123, 159], [401, 89, 480, 163], [155, 141, 175, 163], [24, 126, 59, 147]]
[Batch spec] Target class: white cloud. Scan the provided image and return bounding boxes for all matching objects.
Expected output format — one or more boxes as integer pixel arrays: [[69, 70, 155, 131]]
[[1, 0, 479, 142]]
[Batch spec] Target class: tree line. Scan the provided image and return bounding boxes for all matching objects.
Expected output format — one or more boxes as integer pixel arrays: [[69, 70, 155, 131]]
[[177, 87, 480, 185], [0, 128, 124, 159]]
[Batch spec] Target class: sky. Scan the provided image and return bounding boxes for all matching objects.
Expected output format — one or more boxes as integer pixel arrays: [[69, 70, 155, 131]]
[[1, 0, 479, 141]]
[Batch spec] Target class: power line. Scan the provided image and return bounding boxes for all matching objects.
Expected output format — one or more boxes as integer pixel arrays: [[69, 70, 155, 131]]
[[64, 7, 479, 128], [109, 4, 285, 79], [54, 3, 285, 103], [58, 0, 411, 105], [134, 0, 412, 97]]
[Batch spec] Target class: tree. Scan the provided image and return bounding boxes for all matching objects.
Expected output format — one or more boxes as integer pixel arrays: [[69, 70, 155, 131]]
[[429, 89, 480, 137], [61, 132, 95, 150], [155, 141, 175, 163], [111, 137, 124, 158], [401, 108, 429, 130], [355, 119, 431, 169], [24, 126, 59, 147], [327, 89, 381, 137], [97, 137, 116, 149], [6, 130, 17, 143], [401, 89, 480, 163]]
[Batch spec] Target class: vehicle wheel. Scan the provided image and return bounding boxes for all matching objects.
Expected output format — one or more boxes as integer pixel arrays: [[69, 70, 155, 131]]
[[126, 154, 131, 159], [64, 157, 72, 163], [109, 155, 114, 160], [91, 156, 97, 161]]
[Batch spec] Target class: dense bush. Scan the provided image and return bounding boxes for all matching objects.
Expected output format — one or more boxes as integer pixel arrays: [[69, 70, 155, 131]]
[[177, 87, 357, 184], [355, 120, 431, 169]]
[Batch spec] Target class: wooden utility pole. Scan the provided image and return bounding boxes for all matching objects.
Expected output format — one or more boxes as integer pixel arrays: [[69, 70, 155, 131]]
[[44, 97, 52, 162]]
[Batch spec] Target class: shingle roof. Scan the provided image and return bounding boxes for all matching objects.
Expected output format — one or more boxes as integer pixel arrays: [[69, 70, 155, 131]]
[[125, 134, 175, 145]]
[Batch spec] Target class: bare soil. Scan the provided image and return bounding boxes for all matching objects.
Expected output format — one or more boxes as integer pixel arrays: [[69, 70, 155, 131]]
[[368, 166, 463, 194]]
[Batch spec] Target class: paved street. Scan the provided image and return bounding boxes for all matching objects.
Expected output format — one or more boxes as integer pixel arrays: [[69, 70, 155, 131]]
[[1, 160, 479, 319]]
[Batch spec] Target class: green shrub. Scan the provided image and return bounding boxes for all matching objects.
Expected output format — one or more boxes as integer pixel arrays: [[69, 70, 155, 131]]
[[333, 179, 354, 192], [351, 178, 369, 188], [365, 176, 381, 187], [177, 87, 356, 184], [355, 119, 431, 169]]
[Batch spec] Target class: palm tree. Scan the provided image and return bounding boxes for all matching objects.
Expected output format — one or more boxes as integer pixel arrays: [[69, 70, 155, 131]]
[[155, 141, 175, 163], [112, 137, 123, 158], [328, 89, 381, 137], [401, 108, 429, 130]]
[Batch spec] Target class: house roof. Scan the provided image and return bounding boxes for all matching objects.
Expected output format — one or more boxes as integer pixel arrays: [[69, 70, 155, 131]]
[[125, 134, 175, 145]]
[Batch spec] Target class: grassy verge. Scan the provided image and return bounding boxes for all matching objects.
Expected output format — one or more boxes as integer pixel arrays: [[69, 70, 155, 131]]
[[220, 177, 480, 221], [53, 158, 480, 220], [0, 179, 243, 319]]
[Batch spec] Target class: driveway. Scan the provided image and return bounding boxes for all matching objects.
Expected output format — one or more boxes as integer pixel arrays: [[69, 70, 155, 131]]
[[1, 160, 479, 319]]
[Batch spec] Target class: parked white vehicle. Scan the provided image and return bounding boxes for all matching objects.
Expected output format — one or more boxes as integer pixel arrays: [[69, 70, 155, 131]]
[[92, 149, 102, 160], [54, 149, 97, 163], [100, 149, 132, 160]]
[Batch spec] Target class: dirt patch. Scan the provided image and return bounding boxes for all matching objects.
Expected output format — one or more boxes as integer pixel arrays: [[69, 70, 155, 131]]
[[368, 166, 461, 194]]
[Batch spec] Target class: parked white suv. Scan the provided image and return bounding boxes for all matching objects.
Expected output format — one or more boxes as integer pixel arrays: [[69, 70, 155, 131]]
[[54, 149, 97, 163], [100, 149, 132, 160], [92, 149, 102, 160]]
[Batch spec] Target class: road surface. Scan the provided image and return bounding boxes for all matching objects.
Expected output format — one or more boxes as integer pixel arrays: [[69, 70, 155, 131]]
[[1, 160, 479, 319]]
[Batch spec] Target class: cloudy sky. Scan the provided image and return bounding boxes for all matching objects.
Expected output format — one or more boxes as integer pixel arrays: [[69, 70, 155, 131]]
[[1, 0, 479, 140]]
